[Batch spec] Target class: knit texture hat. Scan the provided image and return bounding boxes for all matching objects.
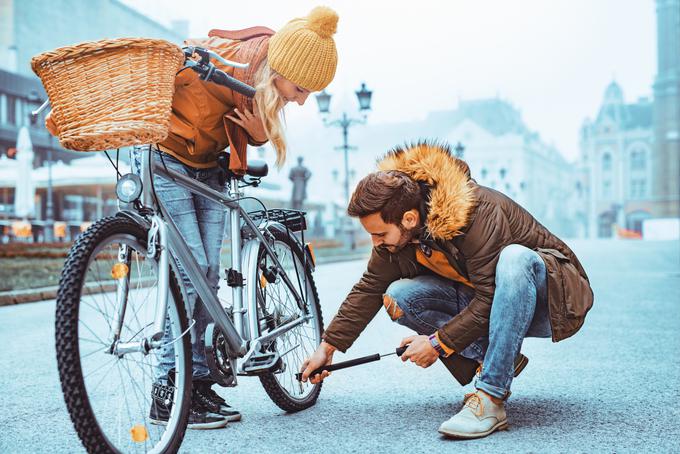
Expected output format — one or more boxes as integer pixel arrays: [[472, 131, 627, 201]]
[[268, 6, 338, 92]]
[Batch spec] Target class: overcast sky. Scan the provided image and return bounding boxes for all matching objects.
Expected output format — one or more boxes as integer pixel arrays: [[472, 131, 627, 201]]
[[121, 0, 656, 161]]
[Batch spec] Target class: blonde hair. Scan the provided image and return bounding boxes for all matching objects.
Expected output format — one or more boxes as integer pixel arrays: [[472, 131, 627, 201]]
[[254, 60, 287, 168]]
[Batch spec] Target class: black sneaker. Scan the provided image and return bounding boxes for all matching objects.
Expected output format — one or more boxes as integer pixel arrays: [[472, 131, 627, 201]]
[[149, 376, 229, 429], [193, 380, 242, 422], [187, 400, 230, 430]]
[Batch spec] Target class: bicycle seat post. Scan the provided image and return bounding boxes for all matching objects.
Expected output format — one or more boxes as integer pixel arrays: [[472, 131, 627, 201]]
[[228, 174, 246, 339]]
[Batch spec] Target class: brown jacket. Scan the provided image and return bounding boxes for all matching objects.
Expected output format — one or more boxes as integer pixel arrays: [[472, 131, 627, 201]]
[[159, 35, 267, 169], [322, 142, 594, 353]]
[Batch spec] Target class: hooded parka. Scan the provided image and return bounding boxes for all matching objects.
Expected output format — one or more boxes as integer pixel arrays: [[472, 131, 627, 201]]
[[322, 142, 594, 357]]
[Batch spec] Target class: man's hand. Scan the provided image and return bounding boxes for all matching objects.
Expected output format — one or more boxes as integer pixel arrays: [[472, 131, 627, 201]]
[[400, 335, 439, 368], [225, 104, 267, 143], [300, 341, 336, 384]]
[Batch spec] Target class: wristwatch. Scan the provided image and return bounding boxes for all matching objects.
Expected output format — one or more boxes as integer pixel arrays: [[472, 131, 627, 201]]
[[428, 334, 447, 357]]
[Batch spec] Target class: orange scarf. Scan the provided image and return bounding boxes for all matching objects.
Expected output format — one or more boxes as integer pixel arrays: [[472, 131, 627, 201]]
[[208, 26, 274, 174]]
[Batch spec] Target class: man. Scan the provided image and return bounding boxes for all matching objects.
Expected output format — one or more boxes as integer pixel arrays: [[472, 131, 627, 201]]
[[300, 141, 594, 439]]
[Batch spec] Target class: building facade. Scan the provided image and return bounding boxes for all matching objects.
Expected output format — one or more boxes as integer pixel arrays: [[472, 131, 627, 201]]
[[0, 0, 186, 231], [438, 99, 581, 238], [652, 0, 680, 218], [580, 0, 679, 237], [338, 98, 581, 238], [580, 83, 654, 237]]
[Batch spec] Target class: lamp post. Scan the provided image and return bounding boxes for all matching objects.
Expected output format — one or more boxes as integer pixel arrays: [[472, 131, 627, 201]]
[[315, 83, 373, 249], [28, 91, 54, 242], [454, 141, 465, 159]]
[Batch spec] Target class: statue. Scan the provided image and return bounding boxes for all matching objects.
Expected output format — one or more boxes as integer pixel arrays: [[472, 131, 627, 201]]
[[289, 156, 311, 210]]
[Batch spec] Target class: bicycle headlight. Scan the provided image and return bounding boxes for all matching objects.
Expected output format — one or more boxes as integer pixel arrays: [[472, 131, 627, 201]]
[[116, 173, 143, 203]]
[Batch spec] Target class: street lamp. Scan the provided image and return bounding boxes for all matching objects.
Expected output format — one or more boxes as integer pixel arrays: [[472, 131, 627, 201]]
[[315, 82, 372, 203], [28, 90, 54, 242], [454, 141, 465, 159], [315, 82, 373, 249]]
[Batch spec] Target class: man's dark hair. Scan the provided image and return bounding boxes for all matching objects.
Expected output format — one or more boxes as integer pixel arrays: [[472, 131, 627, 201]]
[[347, 170, 422, 224]]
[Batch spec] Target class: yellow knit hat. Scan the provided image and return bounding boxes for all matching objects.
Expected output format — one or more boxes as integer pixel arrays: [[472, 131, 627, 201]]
[[268, 6, 339, 92]]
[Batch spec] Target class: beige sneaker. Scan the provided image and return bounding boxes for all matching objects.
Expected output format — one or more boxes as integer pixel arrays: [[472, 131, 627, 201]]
[[438, 391, 508, 439]]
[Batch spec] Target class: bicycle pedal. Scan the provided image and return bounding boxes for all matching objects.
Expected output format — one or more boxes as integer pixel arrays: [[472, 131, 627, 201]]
[[241, 351, 281, 375]]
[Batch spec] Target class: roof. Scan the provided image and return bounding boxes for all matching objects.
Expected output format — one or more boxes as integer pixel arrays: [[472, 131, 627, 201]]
[[425, 98, 529, 137]]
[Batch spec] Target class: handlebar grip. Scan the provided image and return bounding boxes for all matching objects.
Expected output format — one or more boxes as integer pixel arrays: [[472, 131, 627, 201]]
[[209, 69, 256, 98]]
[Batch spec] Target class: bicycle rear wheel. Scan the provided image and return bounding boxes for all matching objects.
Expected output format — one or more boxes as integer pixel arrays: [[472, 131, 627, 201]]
[[55, 216, 191, 453], [254, 226, 324, 412]]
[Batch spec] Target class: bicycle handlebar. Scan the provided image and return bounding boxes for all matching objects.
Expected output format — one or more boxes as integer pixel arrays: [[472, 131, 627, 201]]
[[183, 47, 256, 98]]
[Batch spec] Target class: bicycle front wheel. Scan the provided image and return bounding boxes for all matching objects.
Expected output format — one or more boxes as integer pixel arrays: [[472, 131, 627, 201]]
[[55, 216, 191, 453], [253, 226, 324, 412]]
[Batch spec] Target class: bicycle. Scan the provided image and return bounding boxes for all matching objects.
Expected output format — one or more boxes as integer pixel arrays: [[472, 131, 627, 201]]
[[50, 46, 324, 453]]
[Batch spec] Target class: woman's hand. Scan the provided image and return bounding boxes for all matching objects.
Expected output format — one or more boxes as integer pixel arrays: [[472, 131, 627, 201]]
[[400, 335, 439, 368], [225, 105, 267, 143]]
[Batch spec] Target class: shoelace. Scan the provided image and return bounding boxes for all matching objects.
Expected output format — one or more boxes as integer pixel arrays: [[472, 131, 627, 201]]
[[193, 389, 220, 413], [463, 393, 484, 417], [206, 387, 227, 406]]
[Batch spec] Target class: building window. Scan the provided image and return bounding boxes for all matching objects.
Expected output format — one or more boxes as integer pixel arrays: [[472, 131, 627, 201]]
[[0, 94, 6, 124], [602, 180, 612, 199], [16, 97, 24, 126], [7, 95, 16, 125], [630, 178, 647, 199], [630, 149, 646, 171], [499, 168, 507, 179], [602, 152, 612, 172], [481, 168, 488, 179]]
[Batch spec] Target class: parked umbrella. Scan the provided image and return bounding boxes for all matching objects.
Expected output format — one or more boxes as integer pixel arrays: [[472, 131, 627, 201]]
[[14, 126, 35, 219]]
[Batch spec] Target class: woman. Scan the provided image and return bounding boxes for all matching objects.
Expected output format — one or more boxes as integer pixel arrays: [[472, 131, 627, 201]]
[[138, 6, 339, 429]]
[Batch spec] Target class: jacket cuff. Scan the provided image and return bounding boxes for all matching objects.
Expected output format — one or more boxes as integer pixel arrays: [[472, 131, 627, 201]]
[[435, 331, 455, 357], [321, 333, 349, 353]]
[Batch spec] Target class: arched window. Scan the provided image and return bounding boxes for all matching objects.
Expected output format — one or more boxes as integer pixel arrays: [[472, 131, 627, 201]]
[[630, 148, 646, 171], [602, 152, 612, 172]]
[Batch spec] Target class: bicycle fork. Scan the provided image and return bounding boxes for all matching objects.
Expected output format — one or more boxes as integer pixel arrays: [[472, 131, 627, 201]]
[[110, 215, 170, 356]]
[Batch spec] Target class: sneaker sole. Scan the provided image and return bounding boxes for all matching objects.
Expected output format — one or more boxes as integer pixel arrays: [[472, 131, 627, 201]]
[[188, 419, 230, 430], [438, 420, 509, 439], [223, 413, 241, 422], [150, 418, 229, 430]]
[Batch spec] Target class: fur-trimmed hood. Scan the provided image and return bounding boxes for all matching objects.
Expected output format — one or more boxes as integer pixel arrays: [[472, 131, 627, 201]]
[[377, 141, 476, 240]]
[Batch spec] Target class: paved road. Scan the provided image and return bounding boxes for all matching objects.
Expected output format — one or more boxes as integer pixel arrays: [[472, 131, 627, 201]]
[[1, 240, 679, 453]]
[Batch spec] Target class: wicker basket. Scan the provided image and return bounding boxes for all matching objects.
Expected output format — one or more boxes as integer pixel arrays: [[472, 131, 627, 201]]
[[31, 38, 185, 151]]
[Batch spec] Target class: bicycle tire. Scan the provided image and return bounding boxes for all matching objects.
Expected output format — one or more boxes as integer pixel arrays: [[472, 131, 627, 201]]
[[55, 215, 191, 453], [256, 225, 324, 412]]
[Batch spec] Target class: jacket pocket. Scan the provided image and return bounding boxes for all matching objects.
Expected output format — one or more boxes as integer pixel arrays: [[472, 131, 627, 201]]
[[538, 248, 593, 319]]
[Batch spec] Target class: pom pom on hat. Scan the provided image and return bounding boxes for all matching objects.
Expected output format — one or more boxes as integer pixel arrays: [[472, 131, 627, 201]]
[[268, 5, 339, 92], [307, 6, 338, 39]]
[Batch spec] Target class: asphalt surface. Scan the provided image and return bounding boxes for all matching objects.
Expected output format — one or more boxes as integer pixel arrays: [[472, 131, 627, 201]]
[[1, 239, 679, 453]]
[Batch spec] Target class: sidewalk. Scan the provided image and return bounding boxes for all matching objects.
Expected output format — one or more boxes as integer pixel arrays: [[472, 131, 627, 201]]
[[0, 247, 371, 306]]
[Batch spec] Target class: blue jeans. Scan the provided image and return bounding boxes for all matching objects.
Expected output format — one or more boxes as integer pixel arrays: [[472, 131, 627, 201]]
[[133, 149, 227, 380], [384, 244, 551, 399]]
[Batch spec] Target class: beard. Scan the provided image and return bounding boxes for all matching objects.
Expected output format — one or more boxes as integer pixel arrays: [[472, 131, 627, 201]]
[[381, 223, 417, 254]]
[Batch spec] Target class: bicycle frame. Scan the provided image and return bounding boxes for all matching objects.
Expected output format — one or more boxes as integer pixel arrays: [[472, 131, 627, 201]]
[[114, 150, 312, 371]]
